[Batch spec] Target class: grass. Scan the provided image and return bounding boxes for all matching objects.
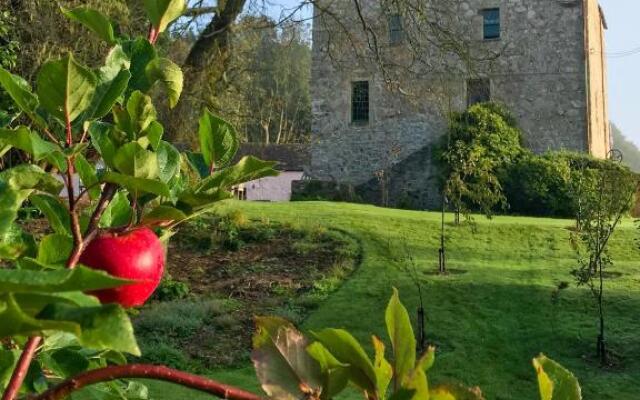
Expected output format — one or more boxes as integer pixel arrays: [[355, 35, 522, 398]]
[[145, 201, 640, 400]]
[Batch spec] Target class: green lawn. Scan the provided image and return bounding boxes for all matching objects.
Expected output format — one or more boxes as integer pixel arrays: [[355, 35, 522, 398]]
[[146, 201, 640, 400]]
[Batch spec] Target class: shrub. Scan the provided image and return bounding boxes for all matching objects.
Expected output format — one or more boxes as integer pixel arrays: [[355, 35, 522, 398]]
[[135, 300, 229, 339], [152, 274, 191, 302], [437, 102, 524, 217], [502, 151, 637, 217]]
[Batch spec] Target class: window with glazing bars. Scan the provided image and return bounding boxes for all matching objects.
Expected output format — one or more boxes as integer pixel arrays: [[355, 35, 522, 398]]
[[388, 14, 403, 45], [467, 79, 490, 106], [352, 81, 369, 124], [483, 8, 500, 40]]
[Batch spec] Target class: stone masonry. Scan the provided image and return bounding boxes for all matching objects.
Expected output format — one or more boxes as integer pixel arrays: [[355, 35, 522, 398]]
[[308, 0, 610, 209]]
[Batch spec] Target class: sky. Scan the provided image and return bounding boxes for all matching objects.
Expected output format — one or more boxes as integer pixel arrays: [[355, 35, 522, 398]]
[[599, 0, 640, 146], [267, 1, 639, 145]]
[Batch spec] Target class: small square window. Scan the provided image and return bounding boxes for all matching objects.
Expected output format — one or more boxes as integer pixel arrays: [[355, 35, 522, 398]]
[[352, 81, 370, 124], [388, 14, 403, 45], [482, 8, 500, 40], [467, 79, 491, 106]]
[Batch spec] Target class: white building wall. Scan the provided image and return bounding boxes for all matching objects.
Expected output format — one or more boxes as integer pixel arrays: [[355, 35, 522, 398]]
[[243, 171, 304, 202]]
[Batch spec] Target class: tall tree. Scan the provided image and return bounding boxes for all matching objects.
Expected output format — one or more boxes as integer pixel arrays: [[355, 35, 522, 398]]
[[164, 0, 247, 144]]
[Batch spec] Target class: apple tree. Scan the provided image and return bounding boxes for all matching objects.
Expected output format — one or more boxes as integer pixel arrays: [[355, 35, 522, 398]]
[[0, 1, 278, 398], [0, 3, 584, 400]]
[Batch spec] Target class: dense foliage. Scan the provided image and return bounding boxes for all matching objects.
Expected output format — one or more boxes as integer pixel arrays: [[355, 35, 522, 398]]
[[0, 2, 277, 399], [437, 102, 523, 218], [502, 151, 636, 217], [438, 103, 637, 218]]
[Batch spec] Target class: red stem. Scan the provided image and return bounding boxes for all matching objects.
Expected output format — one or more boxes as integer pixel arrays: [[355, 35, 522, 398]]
[[65, 157, 84, 269], [148, 25, 159, 44], [28, 364, 262, 400], [1, 337, 42, 400]]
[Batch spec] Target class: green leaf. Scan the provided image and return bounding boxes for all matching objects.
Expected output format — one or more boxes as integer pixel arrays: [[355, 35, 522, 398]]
[[533, 355, 582, 400], [0, 350, 20, 388], [75, 154, 101, 200], [36, 54, 97, 123], [429, 384, 485, 400], [388, 389, 416, 400], [198, 110, 240, 171], [31, 194, 71, 235], [0, 224, 36, 261], [37, 234, 73, 266], [0, 165, 62, 259], [87, 68, 131, 120], [142, 121, 164, 151], [0, 67, 46, 128], [252, 317, 323, 400], [307, 342, 350, 400], [0, 126, 60, 161], [102, 172, 170, 197], [14, 291, 100, 315], [98, 190, 132, 228], [0, 265, 131, 293], [121, 38, 157, 93], [142, 205, 186, 227], [48, 348, 91, 377], [373, 336, 393, 400], [196, 156, 278, 193], [61, 7, 117, 44], [185, 151, 209, 178], [402, 367, 429, 400], [0, 292, 80, 339], [386, 288, 416, 386], [89, 122, 119, 169], [125, 91, 157, 135], [144, 0, 186, 33], [416, 346, 436, 373], [312, 328, 377, 394], [145, 58, 183, 108], [0, 164, 63, 195], [38, 303, 140, 355], [113, 142, 158, 179], [157, 141, 180, 183]]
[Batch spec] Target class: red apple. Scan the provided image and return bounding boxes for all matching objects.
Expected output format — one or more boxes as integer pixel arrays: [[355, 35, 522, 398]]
[[79, 227, 165, 308]]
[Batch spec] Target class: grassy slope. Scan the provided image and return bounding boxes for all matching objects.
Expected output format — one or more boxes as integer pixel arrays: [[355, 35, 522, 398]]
[[147, 201, 640, 400]]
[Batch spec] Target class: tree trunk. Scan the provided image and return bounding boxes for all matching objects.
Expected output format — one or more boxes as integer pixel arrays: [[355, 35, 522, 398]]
[[165, 0, 247, 145]]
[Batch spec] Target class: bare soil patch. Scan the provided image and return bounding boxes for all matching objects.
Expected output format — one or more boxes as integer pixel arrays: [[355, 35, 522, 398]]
[[134, 214, 361, 370]]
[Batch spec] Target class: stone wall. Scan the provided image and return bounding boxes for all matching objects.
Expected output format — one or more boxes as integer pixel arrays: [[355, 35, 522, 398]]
[[585, 0, 611, 158], [309, 0, 608, 209]]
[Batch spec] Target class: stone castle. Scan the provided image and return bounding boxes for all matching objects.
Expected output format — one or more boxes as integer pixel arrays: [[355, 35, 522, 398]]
[[307, 0, 610, 209]]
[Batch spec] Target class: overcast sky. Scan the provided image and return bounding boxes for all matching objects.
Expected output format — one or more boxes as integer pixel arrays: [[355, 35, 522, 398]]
[[267, 1, 639, 145]]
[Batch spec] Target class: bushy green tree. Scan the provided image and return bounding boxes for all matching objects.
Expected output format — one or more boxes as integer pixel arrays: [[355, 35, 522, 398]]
[[437, 102, 523, 219]]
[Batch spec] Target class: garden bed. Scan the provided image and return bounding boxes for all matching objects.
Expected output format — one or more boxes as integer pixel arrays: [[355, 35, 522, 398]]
[[133, 211, 361, 371]]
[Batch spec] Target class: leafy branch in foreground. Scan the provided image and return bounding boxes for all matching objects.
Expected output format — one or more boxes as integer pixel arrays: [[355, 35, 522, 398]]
[[251, 289, 582, 400], [0, 1, 276, 399]]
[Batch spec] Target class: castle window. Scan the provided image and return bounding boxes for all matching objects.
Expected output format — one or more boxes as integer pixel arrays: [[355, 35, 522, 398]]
[[467, 79, 491, 105], [482, 8, 500, 40], [388, 14, 403, 45], [352, 81, 370, 124]]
